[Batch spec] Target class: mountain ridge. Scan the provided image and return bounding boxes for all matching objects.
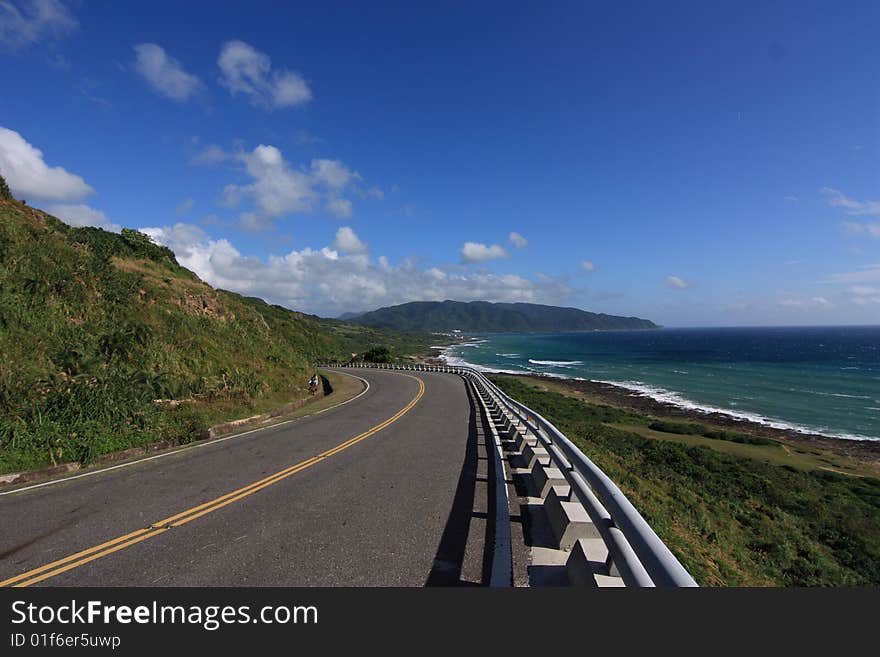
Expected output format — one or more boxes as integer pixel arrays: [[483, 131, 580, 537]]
[[348, 300, 658, 333]]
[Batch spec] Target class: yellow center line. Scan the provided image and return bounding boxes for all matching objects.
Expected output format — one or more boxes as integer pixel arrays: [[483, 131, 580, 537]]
[[1, 373, 425, 588]]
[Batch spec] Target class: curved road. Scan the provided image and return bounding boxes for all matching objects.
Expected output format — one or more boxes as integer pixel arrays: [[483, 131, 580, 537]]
[[0, 369, 484, 587]]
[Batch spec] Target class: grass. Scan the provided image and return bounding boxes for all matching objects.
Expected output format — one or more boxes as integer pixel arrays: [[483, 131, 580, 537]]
[[0, 199, 433, 473], [490, 374, 880, 586]]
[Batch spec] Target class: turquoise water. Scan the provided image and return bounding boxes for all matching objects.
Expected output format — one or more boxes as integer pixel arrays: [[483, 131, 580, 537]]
[[442, 326, 880, 441]]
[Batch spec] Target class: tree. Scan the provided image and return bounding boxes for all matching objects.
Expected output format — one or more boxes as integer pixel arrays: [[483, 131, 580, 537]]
[[362, 345, 393, 363], [0, 173, 12, 201]]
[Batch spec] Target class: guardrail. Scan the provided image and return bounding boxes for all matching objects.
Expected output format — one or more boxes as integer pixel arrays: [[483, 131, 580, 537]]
[[320, 361, 698, 588]]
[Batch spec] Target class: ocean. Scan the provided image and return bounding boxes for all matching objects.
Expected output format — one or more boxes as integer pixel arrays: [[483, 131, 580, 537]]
[[440, 326, 880, 441]]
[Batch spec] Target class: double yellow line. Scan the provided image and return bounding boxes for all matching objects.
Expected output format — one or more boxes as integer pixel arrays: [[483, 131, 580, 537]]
[[0, 374, 425, 588]]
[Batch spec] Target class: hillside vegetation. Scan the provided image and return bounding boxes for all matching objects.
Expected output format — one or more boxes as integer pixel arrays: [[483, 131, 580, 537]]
[[350, 300, 658, 332], [0, 197, 432, 473], [490, 375, 880, 586]]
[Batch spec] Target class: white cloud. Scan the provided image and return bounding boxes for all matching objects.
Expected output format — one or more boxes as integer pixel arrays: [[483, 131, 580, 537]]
[[220, 144, 363, 219], [326, 198, 352, 218], [779, 296, 832, 309], [238, 212, 271, 232], [219, 184, 242, 208], [821, 187, 880, 216], [826, 264, 880, 284], [141, 224, 571, 317], [508, 232, 528, 248], [0, 0, 77, 49], [332, 226, 366, 253], [176, 198, 194, 215], [842, 221, 880, 238], [665, 275, 691, 289], [0, 126, 93, 201], [784, 195, 799, 202], [240, 145, 317, 216], [133, 43, 202, 102], [366, 186, 384, 200], [581, 260, 596, 272], [218, 40, 312, 110], [140, 223, 209, 255], [311, 159, 356, 189], [48, 203, 120, 232], [460, 242, 509, 263], [191, 144, 231, 166]]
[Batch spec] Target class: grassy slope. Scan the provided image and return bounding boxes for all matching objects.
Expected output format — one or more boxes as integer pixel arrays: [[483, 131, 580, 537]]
[[490, 375, 880, 586], [0, 200, 432, 473]]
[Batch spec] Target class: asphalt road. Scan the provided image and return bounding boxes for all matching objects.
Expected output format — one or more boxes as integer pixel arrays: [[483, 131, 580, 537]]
[[0, 369, 482, 586]]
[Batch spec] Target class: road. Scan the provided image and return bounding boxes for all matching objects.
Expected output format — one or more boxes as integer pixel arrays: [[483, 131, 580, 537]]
[[0, 369, 490, 587]]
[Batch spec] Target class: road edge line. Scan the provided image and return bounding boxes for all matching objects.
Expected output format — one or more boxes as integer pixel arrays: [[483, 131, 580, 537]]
[[0, 371, 370, 498]]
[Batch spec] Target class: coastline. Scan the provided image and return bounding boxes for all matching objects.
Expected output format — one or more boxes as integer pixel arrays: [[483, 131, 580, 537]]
[[422, 346, 880, 468]]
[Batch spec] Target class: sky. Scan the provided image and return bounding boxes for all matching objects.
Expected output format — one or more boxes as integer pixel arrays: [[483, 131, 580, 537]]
[[0, 0, 878, 326]]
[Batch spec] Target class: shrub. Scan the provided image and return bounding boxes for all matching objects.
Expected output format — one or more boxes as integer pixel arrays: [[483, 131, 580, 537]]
[[363, 345, 393, 363], [0, 173, 11, 200]]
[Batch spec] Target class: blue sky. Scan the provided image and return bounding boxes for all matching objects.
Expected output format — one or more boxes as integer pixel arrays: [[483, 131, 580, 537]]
[[1, 0, 878, 325]]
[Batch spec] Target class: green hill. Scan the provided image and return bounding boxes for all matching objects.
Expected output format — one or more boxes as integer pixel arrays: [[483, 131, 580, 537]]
[[350, 300, 658, 332], [0, 195, 431, 473]]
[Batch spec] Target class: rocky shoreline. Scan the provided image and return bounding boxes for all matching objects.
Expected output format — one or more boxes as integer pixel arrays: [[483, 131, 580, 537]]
[[529, 374, 880, 466], [422, 351, 880, 467]]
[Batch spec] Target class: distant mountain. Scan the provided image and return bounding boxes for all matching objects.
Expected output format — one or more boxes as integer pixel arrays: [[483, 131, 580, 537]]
[[349, 300, 658, 332], [337, 311, 364, 321]]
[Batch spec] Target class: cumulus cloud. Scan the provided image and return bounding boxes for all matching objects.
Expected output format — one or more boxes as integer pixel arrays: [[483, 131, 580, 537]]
[[332, 226, 366, 253], [48, 203, 120, 232], [133, 43, 202, 102], [219, 183, 242, 208], [240, 144, 317, 216], [326, 198, 352, 218], [311, 159, 357, 189], [238, 211, 272, 232], [508, 232, 528, 248], [0, 0, 77, 49], [140, 224, 571, 317], [821, 187, 880, 216], [218, 40, 312, 110], [218, 144, 363, 220], [460, 242, 509, 264], [0, 126, 93, 201], [665, 275, 692, 289], [581, 260, 596, 272]]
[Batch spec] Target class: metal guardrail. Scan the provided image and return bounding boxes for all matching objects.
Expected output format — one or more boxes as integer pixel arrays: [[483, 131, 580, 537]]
[[320, 361, 698, 587]]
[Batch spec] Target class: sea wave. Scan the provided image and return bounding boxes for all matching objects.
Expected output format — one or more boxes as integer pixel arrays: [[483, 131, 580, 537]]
[[803, 390, 871, 400], [439, 353, 524, 375], [595, 379, 879, 442], [528, 359, 584, 366]]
